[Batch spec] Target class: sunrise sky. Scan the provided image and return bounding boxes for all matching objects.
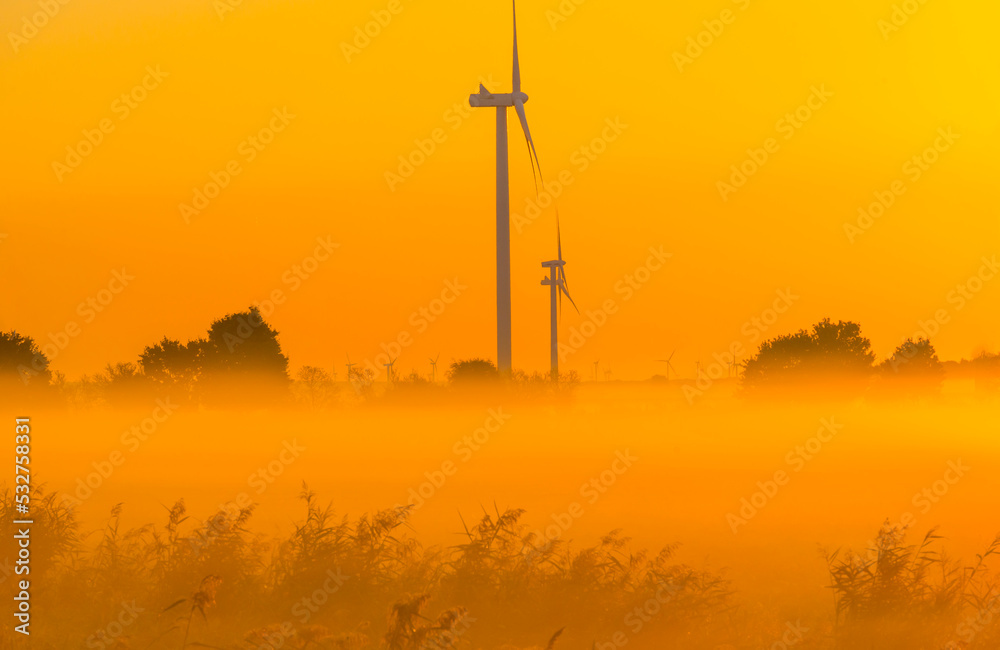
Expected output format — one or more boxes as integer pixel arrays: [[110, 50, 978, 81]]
[[1, 0, 998, 380]]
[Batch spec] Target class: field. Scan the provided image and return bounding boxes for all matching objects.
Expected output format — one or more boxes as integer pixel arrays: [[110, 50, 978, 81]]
[[4, 382, 1000, 649]]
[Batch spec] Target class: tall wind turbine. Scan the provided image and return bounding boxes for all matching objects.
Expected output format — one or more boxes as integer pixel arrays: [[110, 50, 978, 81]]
[[469, 0, 541, 376], [346, 355, 356, 381], [541, 225, 578, 381], [429, 353, 440, 383], [384, 357, 397, 384], [656, 352, 677, 381]]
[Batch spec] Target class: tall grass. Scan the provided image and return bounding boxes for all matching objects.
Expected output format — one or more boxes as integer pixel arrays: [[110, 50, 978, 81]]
[[827, 521, 1000, 649], [3, 486, 998, 649]]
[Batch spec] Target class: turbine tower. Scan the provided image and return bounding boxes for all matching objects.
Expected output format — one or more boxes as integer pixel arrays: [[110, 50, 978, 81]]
[[541, 225, 578, 381], [469, 0, 541, 376], [429, 353, 440, 383]]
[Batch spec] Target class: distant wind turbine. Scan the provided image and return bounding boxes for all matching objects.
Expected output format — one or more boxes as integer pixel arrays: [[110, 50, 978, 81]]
[[593, 360, 600, 381], [384, 357, 397, 383], [656, 352, 678, 381], [541, 224, 579, 381], [346, 355, 356, 380], [429, 353, 440, 383], [469, 0, 543, 376]]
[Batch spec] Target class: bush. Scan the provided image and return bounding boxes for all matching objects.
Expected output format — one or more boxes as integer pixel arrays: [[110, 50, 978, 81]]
[[447, 358, 499, 385], [742, 318, 875, 393]]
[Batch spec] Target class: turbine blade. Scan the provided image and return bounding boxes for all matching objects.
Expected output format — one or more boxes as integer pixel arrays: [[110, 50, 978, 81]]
[[514, 98, 542, 196], [559, 283, 580, 314], [557, 261, 571, 295], [557, 214, 563, 262], [555, 215, 575, 297], [512, 0, 520, 93]]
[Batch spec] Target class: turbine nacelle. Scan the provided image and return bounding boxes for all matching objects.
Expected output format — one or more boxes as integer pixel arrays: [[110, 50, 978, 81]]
[[469, 86, 529, 108]]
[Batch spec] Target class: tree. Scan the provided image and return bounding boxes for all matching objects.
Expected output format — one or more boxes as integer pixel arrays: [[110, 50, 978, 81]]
[[140, 337, 208, 401], [447, 358, 499, 385], [878, 338, 945, 392], [198, 306, 289, 404], [0, 330, 51, 392], [742, 318, 875, 391], [204, 307, 289, 378], [138, 307, 289, 406], [348, 366, 376, 399], [295, 366, 334, 407], [84, 362, 151, 405]]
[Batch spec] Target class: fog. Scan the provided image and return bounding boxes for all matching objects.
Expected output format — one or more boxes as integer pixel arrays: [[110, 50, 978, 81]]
[[7, 379, 997, 648]]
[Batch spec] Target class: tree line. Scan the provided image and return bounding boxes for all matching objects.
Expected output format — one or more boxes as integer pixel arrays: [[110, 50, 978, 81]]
[[2, 311, 997, 407], [740, 317, 998, 395], [0, 307, 575, 407]]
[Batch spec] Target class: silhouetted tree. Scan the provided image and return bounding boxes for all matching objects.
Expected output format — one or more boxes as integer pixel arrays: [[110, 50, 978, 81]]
[[137, 307, 289, 406], [969, 351, 1000, 374], [348, 366, 376, 399], [877, 338, 945, 392], [447, 358, 499, 385], [201, 306, 289, 404], [140, 337, 208, 401], [205, 307, 288, 375], [83, 362, 151, 405], [295, 365, 334, 407], [0, 330, 51, 393], [742, 318, 875, 392]]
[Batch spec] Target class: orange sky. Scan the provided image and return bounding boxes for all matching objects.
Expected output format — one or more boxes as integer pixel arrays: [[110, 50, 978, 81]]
[[1, 0, 998, 380]]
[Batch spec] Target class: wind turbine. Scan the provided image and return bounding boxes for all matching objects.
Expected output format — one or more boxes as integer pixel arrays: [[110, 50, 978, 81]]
[[429, 353, 440, 383], [469, 0, 542, 376], [346, 355, 356, 382], [384, 357, 397, 384], [593, 360, 600, 381], [541, 225, 579, 381], [656, 352, 678, 381]]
